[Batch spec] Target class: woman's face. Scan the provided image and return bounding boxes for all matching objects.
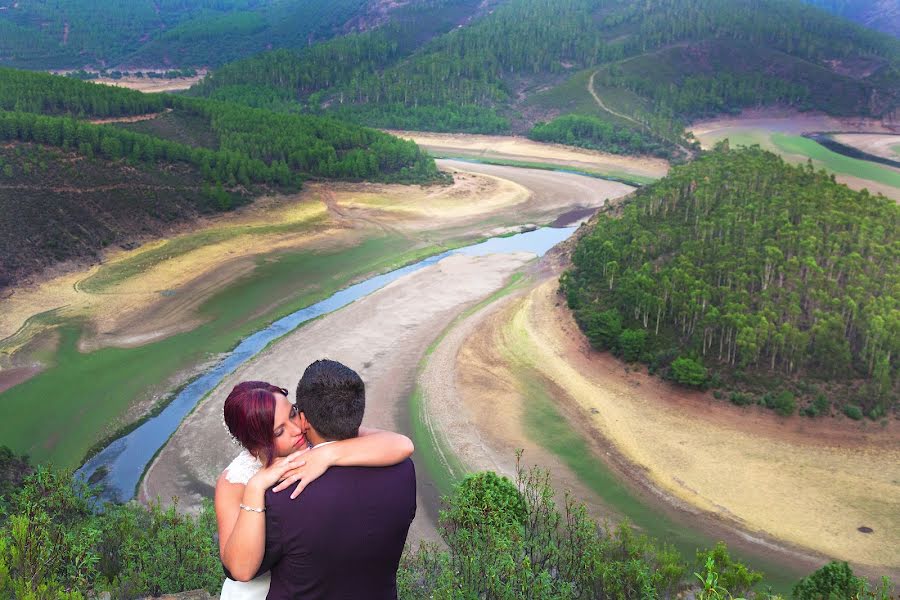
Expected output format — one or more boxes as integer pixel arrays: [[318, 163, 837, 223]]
[[272, 392, 306, 457]]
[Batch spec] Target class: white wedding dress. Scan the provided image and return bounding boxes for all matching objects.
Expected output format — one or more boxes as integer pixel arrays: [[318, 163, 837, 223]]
[[220, 449, 272, 600]]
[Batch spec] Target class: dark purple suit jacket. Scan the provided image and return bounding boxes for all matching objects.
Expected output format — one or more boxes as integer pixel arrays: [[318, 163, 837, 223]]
[[257, 458, 416, 600]]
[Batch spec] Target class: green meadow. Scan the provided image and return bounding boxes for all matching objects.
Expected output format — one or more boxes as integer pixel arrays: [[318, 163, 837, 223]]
[[771, 134, 900, 189], [0, 235, 434, 468]]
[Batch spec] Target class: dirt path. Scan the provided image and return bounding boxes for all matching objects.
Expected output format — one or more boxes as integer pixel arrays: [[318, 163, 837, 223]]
[[587, 70, 643, 128], [89, 108, 173, 125]]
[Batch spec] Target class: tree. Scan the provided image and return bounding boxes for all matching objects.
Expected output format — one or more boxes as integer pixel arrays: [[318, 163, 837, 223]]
[[670, 357, 708, 388]]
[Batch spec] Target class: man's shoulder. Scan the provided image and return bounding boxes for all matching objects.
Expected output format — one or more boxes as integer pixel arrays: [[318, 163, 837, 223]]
[[265, 458, 415, 507]]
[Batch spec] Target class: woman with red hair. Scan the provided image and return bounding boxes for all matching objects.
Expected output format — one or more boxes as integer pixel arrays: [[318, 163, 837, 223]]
[[215, 380, 413, 598]]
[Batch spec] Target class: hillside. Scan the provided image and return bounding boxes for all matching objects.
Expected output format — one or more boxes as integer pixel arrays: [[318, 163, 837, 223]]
[[561, 145, 899, 419], [0, 0, 492, 70], [0, 143, 248, 288], [803, 0, 900, 37], [192, 0, 900, 150], [0, 67, 442, 288]]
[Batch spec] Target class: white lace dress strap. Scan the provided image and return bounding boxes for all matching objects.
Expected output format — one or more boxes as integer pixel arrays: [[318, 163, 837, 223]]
[[220, 449, 270, 600], [223, 449, 263, 485]]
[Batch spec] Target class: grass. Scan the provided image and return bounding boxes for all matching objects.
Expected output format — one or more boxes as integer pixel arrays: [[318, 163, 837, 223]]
[[0, 235, 426, 467], [525, 69, 606, 117], [892, 144, 900, 158], [514, 367, 797, 594], [79, 209, 327, 292], [771, 134, 900, 189], [432, 154, 656, 186]]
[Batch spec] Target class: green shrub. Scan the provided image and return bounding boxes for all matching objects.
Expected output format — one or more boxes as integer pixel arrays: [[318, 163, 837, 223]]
[[670, 357, 708, 387], [793, 561, 855, 599], [843, 404, 863, 420], [441, 471, 525, 536], [770, 391, 796, 417], [697, 542, 762, 597], [404, 456, 687, 599], [617, 328, 648, 362], [0, 465, 220, 598], [580, 308, 622, 350], [729, 392, 753, 407]]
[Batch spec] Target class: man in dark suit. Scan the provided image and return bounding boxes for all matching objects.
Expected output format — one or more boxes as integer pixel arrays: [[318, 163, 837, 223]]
[[258, 359, 416, 599]]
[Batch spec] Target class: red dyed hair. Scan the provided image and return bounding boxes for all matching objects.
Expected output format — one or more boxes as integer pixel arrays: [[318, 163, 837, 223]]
[[223, 381, 288, 466]]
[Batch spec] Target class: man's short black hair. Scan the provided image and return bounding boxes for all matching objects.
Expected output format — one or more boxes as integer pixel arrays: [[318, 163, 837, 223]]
[[295, 359, 365, 440]]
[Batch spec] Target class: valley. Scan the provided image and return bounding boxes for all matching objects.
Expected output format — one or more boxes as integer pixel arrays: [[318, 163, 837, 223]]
[[1, 0, 899, 597]]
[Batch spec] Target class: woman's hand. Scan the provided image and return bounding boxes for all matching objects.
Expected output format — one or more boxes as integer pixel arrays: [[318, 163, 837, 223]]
[[271, 430, 414, 499], [271, 445, 334, 498], [246, 449, 307, 492]]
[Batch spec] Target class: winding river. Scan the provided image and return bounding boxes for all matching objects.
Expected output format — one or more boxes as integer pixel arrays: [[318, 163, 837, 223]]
[[77, 226, 576, 502]]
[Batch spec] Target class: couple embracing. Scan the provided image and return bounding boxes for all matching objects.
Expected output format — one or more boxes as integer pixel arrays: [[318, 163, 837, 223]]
[[215, 359, 417, 599]]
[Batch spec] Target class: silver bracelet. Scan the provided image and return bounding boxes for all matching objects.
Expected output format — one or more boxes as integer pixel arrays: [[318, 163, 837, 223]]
[[239, 503, 265, 513]]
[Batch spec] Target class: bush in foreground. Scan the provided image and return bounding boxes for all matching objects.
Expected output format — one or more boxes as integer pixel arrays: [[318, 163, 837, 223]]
[[0, 447, 896, 598]]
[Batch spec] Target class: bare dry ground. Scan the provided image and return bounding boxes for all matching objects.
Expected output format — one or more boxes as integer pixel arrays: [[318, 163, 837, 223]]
[[91, 75, 203, 93], [453, 278, 900, 573], [690, 110, 898, 138], [390, 131, 669, 181], [832, 133, 900, 160]]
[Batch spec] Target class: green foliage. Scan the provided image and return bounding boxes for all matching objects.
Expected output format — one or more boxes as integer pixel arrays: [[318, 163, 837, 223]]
[[192, 0, 899, 137], [842, 404, 863, 421], [0, 0, 370, 69], [529, 114, 672, 158], [618, 328, 648, 362], [563, 147, 899, 413], [401, 455, 687, 599], [791, 561, 895, 600], [729, 392, 754, 407], [441, 472, 526, 536], [697, 542, 763, 597], [578, 307, 622, 350], [0, 67, 443, 191], [767, 391, 796, 417], [0, 447, 32, 519], [671, 357, 709, 388], [0, 466, 220, 598]]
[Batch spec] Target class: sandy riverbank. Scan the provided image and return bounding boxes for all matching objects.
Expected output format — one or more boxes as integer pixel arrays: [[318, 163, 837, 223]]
[[92, 75, 203, 93], [452, 278, 899, 574], [832, 133, 900, 161], [390, 131, 669, 181]]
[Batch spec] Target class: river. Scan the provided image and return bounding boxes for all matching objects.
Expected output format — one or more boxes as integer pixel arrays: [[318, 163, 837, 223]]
[[77, 225, 576, 502]]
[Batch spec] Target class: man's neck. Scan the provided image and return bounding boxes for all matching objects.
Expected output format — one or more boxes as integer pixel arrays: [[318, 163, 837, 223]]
[[306, 431, 332, 448]]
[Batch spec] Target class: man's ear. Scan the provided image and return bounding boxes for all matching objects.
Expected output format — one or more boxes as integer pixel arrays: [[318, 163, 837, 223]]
[[299, 411, 310, 433]]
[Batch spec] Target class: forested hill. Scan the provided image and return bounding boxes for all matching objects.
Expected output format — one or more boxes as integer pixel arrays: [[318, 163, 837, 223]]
[[0, 67, 442, 287], [0, 0, 491, 70], [561, 145, 898, 420], [192, 0, 900, 147], [0, 0, 367, 69], [802, 0, 900, 37]]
